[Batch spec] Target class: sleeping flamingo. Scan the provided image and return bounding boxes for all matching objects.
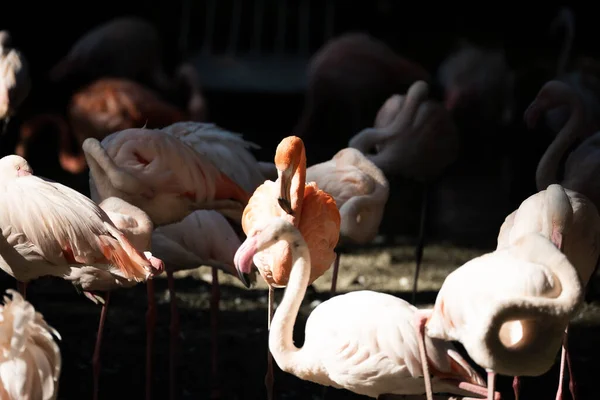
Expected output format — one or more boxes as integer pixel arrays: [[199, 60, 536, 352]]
[[0, 289, 61, 400], [415, 233, 583, 400], [496, 184, 600, 400], [239, 136, 340, 400], [306, 147, 389, 296], [151, 210, 246, 399], [349, 81, 459, 303], [82, 128, 251, 226], [0, 30, 30, 131], [0, 155, 163, 400], [234, 217, 496, 399]]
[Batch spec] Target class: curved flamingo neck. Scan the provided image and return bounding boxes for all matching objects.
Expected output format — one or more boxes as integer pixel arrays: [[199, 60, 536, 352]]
[[536, 97, 584, 191], [290, 147, 307, 225], [268, 237, 311, 377]]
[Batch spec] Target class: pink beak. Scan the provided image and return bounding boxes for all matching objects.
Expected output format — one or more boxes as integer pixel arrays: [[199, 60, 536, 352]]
[[234, 235, 259, 288]]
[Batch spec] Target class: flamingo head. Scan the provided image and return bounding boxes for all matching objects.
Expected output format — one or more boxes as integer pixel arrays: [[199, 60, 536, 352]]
[[0, 154, 33, 178]]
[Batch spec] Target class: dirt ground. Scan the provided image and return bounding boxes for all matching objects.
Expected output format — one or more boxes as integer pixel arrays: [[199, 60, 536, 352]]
[[5, 238, 599, 400]]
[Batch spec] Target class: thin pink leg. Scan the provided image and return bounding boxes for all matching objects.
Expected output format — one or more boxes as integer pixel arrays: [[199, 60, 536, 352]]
[[513, 376, 521, 400], [329, 253, 340, 298], [265, 286, 275, 400], [93, 292, 111, 400], [146, 280, 157, 400], [486, 370, 495, 400], [167, 271, 179, 400], [414, 311, 433, 400], [565, 328, 577, 400], [210, 267, 221, 399], [17, 281, 27, 298]]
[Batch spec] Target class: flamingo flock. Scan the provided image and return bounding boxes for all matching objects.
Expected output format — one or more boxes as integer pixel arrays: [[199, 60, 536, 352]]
[[0, 8, 600, 400]]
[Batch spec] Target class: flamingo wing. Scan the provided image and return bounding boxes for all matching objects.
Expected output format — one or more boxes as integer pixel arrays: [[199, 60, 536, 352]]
[[161, 122, 266, 192], [0, 175, 153, 282], [298, 183, 341, 284]]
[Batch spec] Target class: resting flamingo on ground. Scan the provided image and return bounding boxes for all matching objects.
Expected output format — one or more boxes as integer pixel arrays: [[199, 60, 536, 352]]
[[306, 147, 389, 296], [0, 155, 163, 400], [496, 184, 600, 400], [234, 217, 496, 400], [349, 80, 459, 303], [415, 233, 583, 400], [239, 136, 340, 400], [0, 289, 62, 400], [151, 210, 246, 399]]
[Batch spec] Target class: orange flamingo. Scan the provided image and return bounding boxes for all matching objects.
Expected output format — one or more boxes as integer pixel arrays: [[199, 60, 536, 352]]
[[236, 136, 340, 400]]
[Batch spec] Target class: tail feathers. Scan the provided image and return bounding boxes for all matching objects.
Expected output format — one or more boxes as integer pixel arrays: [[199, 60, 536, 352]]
[[98, 222, 162, 281]]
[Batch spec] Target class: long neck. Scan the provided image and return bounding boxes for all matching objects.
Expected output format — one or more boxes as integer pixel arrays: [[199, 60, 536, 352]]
[[290, 149, 307, 225], [536, 98, 584, 191], [268, 241, 312, 376], [482, 238, 582, 373]]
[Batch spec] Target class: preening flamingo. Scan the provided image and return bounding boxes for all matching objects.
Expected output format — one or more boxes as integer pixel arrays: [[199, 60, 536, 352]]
[[0, 30, 30, 130], [349, 80, 459, 303], [0, 289, 61, 400], [82, 128, 251, 226], [239, 136, 340, 400], [416, 233, 584, 400], [0, 155, 163, 400], [151, 210, 246, 399], [234, 217, 496, 399], [496, 184, 600, 399], [305, 147, 389, 296]]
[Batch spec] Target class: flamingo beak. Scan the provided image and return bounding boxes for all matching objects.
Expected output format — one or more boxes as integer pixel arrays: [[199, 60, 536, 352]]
[[17, 168, 31, 177], [277, 168, 293, 215], [234, 235, 259, 289]]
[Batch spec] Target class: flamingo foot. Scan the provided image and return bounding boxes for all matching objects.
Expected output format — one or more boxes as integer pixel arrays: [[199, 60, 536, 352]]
[[92, 292, 110, 400], [146, 280, 157, 400], [167, 271, 179, 400]]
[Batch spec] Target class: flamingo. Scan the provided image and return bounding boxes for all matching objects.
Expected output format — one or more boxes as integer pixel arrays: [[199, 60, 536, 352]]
[[0, 155, 163, 400], [239, 136, 340, 400], [83, 127, 254, 399], [415, 233, 584, 400], [525, 80, 600, 210], [305, 147, 389, 296], [234, 217, 497, 399], [82, 128, 251, 226], [349, 80, 459, 303], [0, 30, 30, 131], [496, 184, 600, 400], [0, 289, 61, 400], [151, 210, 247, 399]]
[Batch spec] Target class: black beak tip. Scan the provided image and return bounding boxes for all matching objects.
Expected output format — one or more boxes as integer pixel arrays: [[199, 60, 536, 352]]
[[277, 197, 294, 215], [238, 271, 252, 289]]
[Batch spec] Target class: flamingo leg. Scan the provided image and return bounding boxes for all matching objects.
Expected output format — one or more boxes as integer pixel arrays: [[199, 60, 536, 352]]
[[512, 376, 521, 400], [93, 291, 111, 400], [411, 183, 429, 304], [329, 252, 340, 297], [146, 279, 157, 400], [167, 270, 179, 400], [414, 311, 433, 400], [265, 285, 275, 400], [210, 266, 221, 399], [486, 370, 495, 400], [17, 281, 27, 298], [556, 327, 576, 400]]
